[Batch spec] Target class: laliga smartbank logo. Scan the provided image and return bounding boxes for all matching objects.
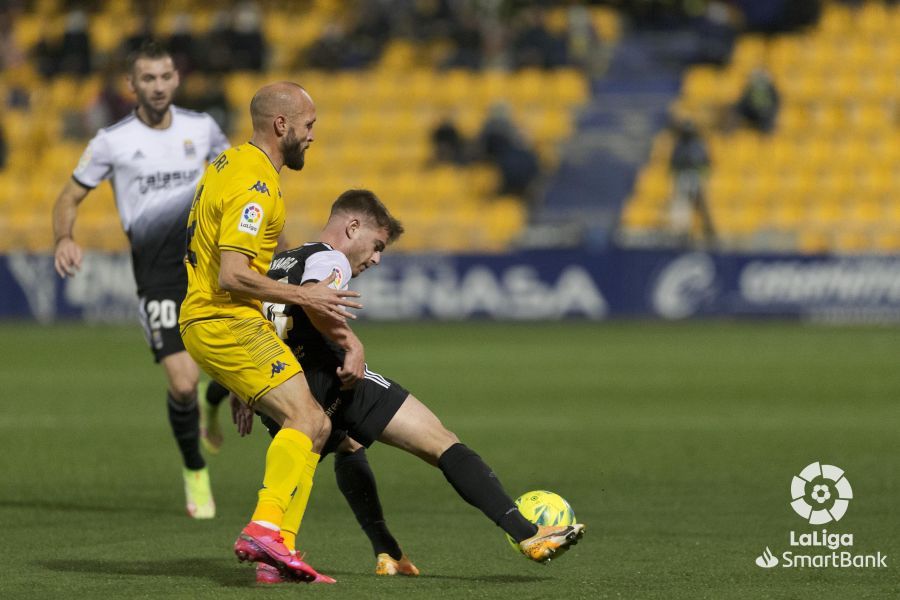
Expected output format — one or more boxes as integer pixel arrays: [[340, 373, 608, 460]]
[[754, 462, 887, 570]]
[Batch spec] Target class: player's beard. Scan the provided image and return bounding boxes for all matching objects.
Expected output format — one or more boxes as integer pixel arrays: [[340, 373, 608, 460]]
[[282, 127, 307, 171], [137, 92, 171, 125]]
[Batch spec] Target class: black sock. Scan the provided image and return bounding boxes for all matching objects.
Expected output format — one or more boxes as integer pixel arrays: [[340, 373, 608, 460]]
[[335, 448, 403, 560], [167, 392, 205, 470], [205, 380, 230, 407], [438, 443, 537, 543], [260, 412, 281, 438]]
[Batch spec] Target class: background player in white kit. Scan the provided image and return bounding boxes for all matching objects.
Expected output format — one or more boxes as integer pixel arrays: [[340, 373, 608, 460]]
[[52, 41, 229, 518]]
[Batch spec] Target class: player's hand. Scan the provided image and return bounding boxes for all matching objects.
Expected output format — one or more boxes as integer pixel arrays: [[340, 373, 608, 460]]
[[298, 273, 362, 324], [230, 393, 254, 436], [54, 237, 83, 278], [337, 344, 365, 390]]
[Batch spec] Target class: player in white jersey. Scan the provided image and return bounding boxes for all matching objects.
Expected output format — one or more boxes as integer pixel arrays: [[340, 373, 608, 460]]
[[52, 41, 229, 519]]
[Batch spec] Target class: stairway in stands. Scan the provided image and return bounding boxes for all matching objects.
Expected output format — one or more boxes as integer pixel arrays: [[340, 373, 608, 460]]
[[535, 27, 695, 247]]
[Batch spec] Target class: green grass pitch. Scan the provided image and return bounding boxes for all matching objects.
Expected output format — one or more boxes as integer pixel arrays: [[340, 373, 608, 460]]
[[1, 321, 897, 599]]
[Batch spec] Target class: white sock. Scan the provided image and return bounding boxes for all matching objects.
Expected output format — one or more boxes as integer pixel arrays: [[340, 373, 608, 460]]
[[253, 520, 280, 531]]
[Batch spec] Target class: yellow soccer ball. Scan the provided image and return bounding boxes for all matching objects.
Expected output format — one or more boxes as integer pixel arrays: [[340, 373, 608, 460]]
[[506, 490, 576, 551]]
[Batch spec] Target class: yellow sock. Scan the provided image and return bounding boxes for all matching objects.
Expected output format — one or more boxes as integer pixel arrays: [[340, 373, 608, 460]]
[[280, 451, 320, 552], [251, 428, 313, 528]]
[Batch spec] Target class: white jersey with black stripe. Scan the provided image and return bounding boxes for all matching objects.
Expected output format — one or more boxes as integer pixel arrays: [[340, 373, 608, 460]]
[[73, 105, 230, 294], [265, 243, 353, 370]]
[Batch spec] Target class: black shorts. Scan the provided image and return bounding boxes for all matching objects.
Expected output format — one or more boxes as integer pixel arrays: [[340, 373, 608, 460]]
[[257, 364, 409, 457], [138, 288, 187, 363], [306, 365, 409, 456]]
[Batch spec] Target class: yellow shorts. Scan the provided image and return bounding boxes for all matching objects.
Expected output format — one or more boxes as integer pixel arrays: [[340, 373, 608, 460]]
[[181, 316, 302, 405]]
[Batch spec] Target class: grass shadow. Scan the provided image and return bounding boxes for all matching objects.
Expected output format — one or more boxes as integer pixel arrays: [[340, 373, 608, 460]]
[[418, 573, 550, 583], [42, 559, 551, 587], [41, 558, 253, 588], [0, 498, 172, 516]]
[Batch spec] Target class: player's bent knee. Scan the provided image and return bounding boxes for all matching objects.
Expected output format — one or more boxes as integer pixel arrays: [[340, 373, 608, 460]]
[[423, 429, 460, 464], [169, 383, 198, 404], [313, 415, 332, 452], [336, 436, 364, 454], [439, 429, 461, 454]]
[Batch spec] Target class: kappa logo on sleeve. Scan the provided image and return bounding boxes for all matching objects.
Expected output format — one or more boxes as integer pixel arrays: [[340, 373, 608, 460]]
[[238, 202, 264, 235], [249, 180, 270, 195]]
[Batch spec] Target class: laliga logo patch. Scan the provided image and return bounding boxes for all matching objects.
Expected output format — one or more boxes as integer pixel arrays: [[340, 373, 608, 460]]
[[329, 267, 343, 289], [238, 202, 264, 235], [75, 147, 92, 175]]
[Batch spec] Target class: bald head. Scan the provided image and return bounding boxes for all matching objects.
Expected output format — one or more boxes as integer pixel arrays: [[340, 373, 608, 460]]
[[250, 82, 313, 132], [248, 81, 317, 172]]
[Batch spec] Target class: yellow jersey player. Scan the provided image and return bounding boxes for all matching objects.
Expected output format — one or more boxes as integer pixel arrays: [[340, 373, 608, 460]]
[[179, 82, 360, 584]]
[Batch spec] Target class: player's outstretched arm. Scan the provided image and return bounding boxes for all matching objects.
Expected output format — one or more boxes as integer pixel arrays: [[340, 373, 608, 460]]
[[219, 250, 362, 322], [52, 179, 90, 278], [300, 281, 366, 389]]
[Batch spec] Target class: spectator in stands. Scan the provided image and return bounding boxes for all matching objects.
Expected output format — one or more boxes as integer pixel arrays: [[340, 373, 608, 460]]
[[510, 7, 567, 69], [34, 9, 93, 77], [204, 10, 233, 73], [565, 5, 604, 76], [734, 68, 780, 133], [177, 73, 233, 135], [303, 23, 348, 70], [167, 13, 201, 74], [347, 1, 392, 66], [302, 4, 390, 71], [475, 103, 541, 200], [668, 118, 716, 246], [0, 121, 8, 170], [406, 0, 456, 41], [122, 15, 156, 58], [84, 69, 134, 133], [441, 11, 484, 70], [430, 117, 467, 166], [229, 2, 267, 71], [33, 35, 57, 77], [694, 1, 738, 66], [59, 9, 92, 75], [0, 8, 25, 71]]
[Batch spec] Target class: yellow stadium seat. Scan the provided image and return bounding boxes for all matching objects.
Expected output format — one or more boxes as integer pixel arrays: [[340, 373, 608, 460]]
[[591, 6, 621, 43], [510, 68, 545, 107], [766, 35, 804, 70], [731, 35, 767, 69], [475, 71, 512, 109], [551, 68, 588, 107], [873, 231, 900, 253], [806, 198, 843, 228], [465, 165, 500, 198], [770, 202, 804, 230], [434, 70, 471, 110], [527, 108, 572, 146], [818, 4, 853, 36], [841, 196, 877, 223], [797, 229, 831, 254], [833, 228, 872, 254], [856, 2, 891, 34]]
